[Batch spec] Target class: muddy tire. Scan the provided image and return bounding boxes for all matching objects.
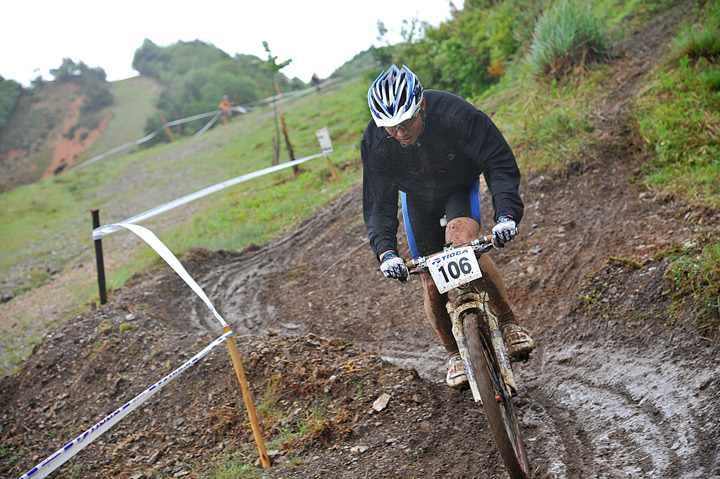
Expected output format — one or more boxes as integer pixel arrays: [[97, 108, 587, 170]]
[[463, 312, 529, 479]]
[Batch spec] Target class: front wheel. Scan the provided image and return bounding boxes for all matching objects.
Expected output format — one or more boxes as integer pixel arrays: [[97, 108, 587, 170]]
[[463, 312, 529, 479]]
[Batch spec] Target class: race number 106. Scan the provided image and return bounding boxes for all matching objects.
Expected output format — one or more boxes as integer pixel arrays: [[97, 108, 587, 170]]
[[428, 246, 482, 294]]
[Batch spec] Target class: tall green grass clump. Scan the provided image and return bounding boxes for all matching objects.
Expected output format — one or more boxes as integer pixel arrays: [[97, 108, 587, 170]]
[[528, 0, 609, 79], [669, 3, 720, 65]]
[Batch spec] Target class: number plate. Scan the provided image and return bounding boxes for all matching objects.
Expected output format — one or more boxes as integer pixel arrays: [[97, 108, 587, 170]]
[[427, 246, 482, 294]]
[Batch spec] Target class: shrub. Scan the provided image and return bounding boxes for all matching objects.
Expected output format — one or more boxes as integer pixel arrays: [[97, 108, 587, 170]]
[[669, 3, 720, 65], [527, 0, 608, 79], [0, 78, 22, 130]]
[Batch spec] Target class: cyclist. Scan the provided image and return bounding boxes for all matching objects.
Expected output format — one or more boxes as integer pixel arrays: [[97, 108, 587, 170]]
[[219, 95, 232, 123], [361, 65, 534, 389]]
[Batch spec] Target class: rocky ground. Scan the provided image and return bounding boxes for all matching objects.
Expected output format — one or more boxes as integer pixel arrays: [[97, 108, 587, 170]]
[[2, 2, 719, 478]]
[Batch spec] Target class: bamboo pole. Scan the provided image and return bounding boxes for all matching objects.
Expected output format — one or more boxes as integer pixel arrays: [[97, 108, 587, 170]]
[[222, 325, 270, 468]]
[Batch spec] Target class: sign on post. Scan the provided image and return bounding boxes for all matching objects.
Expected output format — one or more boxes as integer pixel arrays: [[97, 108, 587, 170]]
[[316, 126, 333, 155], [315, 127, 338, 183]]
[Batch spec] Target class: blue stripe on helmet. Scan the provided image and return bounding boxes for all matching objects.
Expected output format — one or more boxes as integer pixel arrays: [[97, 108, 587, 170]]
[[402, 65, 415, 111]]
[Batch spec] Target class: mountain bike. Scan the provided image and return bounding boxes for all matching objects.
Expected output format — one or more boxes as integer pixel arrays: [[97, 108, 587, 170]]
[[406, 236, 530, 479]]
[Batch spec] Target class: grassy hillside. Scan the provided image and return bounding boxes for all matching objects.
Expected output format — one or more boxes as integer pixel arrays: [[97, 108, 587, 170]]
[[83, 75, 163, 159], [1, 0, 718, 377]]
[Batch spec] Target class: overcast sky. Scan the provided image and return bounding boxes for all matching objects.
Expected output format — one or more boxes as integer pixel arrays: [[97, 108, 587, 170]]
[[1, 1, 454, 86]]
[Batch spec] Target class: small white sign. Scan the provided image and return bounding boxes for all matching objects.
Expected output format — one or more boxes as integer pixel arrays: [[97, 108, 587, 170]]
[[315, 126, 333, 155], [427, 246, 482, 294]]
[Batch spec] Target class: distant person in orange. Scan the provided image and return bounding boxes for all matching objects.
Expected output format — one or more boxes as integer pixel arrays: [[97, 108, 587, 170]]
[[219, 95, 231, 123]]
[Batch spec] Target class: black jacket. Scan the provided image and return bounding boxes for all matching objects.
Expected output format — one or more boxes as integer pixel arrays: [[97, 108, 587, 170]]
[[361, 90, 524, 259]]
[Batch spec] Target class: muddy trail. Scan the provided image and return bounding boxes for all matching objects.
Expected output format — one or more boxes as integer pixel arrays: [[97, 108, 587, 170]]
[[2, 3, 720, 479]]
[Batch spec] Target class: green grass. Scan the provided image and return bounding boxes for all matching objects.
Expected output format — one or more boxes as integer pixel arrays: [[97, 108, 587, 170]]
[[479, 0, 719, 333], [629, 2, 719, 331], [631, 2, 720, 209], [478, 64, 601, 174]]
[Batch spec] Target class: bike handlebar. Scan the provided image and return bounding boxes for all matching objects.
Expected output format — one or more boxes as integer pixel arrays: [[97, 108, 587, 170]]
[[405, 236, 494, 275]]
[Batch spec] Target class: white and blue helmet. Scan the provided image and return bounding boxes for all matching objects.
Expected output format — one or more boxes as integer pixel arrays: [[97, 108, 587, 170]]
[[368, 65, 423, 127]]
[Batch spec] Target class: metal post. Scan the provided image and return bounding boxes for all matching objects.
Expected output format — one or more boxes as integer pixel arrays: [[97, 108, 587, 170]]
[[91, 209, 107, 305]]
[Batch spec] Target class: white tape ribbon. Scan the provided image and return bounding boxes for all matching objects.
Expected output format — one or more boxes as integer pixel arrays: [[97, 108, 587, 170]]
[[92, 152, 324, 239], [19, 331, 232, 479], [102, 223, 228, 328]]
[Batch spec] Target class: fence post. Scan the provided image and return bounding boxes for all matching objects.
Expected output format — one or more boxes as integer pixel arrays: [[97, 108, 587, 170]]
[[91, 209, 107, 305], [280, 115, 299, 175], [324, 154, 340, 184], [160, 114, 175, 142], [223, 325, 271, 468]]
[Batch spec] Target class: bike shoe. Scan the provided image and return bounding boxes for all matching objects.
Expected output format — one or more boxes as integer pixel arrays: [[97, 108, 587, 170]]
[[502, 324, 535, 361], [446, 352, 469, 390]]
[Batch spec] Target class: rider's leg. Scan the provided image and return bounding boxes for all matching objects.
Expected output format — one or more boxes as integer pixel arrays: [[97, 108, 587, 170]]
[[445, 218, 534, 359], [420, 273, 457, 354], [420, 273, 468, 389]]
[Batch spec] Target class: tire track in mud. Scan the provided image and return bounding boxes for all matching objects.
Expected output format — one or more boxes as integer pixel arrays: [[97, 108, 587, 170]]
[[517, 338, 720, 479]]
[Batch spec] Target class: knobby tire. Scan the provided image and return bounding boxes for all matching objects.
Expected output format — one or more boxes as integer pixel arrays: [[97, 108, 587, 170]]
[[463, 311, 529, 479]]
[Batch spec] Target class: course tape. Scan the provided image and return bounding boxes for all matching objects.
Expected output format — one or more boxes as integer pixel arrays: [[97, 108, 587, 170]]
[[18, 330, 232, 479], [92, 152, 325, 239], [99, 223, 229, 328], [67, 111, 222, 174], [194, 112, 221, 136]]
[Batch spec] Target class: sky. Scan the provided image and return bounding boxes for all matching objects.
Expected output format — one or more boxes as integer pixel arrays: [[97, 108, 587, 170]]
[[1, 1, 454, 87]]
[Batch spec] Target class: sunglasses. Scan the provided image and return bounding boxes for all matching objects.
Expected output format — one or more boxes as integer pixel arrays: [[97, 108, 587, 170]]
[[386, 110, 420, 133]]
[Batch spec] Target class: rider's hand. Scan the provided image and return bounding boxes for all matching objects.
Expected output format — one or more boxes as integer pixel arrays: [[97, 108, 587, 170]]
[[380, 251, 409, 283], [492, 216, 518, 248]]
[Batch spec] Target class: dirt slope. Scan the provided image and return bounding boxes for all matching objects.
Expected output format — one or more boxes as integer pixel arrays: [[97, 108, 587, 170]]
[[2, 3, 719, 479], [0, 82, 110, 191]]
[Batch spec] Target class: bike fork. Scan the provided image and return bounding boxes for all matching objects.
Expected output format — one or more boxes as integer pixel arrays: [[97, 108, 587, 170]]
[[447, 286, 518, 404]]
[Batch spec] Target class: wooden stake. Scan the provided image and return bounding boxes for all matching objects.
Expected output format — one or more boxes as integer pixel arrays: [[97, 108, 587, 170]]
[[160, 114, 174, 142], [324, 155, 340, 184], [222, 325, 270, 468], [280, 115, 298, 175]]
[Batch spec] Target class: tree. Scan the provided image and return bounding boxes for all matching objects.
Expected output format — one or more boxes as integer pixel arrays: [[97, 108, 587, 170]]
[[259, 41, 292, 165]]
